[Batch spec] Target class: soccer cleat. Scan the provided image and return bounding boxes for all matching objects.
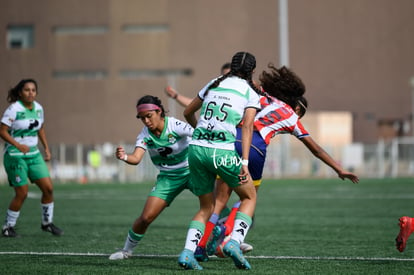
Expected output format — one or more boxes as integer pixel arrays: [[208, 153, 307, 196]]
[[178, 249, 203, 270], [396, 216, 414, 252], [207, 224, 226, 256], [240, 242, 253, 254], [2, 225, 18, 237], [109, 250, 132, 260], [223, 239, 251, 270], [41, 223, 64, 236], [194, 246, 209, 262]]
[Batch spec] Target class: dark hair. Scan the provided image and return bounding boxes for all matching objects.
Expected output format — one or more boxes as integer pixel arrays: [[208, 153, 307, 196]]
[[7, 79, 38, 103], [204, 52, 262, 97], [296, 96, 308, 118], [136, 95, 166, 118], [259, 64, 305, 109]]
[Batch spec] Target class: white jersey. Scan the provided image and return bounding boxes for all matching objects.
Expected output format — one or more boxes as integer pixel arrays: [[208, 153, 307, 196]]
[[1, 100, 44, 156], [135, 116, 193, 172], [190, 76, 261, 150]]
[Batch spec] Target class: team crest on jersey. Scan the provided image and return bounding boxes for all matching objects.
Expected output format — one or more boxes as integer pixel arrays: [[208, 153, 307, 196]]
[[168, 134, 176, 144], [16, 112, 26, 120]]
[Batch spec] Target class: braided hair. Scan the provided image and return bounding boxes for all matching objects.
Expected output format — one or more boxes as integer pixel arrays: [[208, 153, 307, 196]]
[[259, 64, 305, 109], [7, 79, 38, 103], [203, 52, 263, 97]]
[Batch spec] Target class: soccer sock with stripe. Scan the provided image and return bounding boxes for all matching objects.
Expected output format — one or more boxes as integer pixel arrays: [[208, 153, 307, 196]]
[[123, 228, 144, 253], [230, 211, 252, 244], [184, 220, 205, 252]]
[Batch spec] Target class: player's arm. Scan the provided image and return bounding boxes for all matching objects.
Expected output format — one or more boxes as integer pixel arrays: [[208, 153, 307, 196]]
[[183, 96, 203, 128], [165, 86, 192, 107], [239, 107, 256, 183], [116, 146, 145, 165], [0, 123, 30, 153], [300, 136, 359, 183], [38, 125, 51, 161]]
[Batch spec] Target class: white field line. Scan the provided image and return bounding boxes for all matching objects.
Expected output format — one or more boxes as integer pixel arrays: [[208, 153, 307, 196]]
[[0, 251, 413, 261]]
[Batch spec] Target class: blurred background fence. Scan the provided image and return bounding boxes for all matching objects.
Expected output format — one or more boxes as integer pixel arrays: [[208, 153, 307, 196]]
[[1, 137, 413, 185]]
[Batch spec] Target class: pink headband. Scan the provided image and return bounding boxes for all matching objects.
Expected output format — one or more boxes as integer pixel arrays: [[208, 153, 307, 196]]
[[136, 103, 161, 113]]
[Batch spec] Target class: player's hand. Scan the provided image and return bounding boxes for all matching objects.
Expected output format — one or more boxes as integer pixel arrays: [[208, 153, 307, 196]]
[[238, 165, 250, 184], [17, 143, 30, 154], [338, 171, 359, 184], [44, 148, 51, 161], [165, 86, 178, 98], [115, 146, 126, 160]]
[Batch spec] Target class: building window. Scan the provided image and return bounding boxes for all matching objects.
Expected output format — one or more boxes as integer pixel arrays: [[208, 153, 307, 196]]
[[119, 68, 192, 79], [52, 26, 108, 35], [7, 25, 34, 49], [121, 24, 169, 34], [53, 70, 107, 79]]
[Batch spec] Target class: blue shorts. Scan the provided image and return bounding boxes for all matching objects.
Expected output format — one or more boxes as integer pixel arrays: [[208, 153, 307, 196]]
[[235, 128, 267, 184]]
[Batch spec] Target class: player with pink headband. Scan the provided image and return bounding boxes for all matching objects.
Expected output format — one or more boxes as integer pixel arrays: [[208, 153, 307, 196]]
[[136, 103, 161, 114], [109, 95, 197, 260]]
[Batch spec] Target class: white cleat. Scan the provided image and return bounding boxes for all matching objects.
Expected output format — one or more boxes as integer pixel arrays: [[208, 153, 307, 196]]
[[240, 242, 253, 254], [109, 250, 132, 260]]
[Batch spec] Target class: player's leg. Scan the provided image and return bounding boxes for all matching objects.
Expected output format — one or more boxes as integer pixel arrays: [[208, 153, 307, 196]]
[[197, 178, 232, 260], [2, 185, 28, 237], [2, 156, 29, 237], [178, 146, 216, 270], [109, 196, 168, 260], [215, 147, 256, 269], [35, 177, 63, 236], [178, 192, 214, 270], [31, 153, 63, 236], [110, 172, 187, 260], [223, 180, 256, 270]]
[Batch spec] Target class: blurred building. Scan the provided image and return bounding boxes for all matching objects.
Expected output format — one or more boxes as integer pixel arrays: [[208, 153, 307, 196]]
[[1, 0, 414, 146]]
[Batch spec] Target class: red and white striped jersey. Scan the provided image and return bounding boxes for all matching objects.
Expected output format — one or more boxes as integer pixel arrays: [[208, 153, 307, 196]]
[[254, 96, 309, 145]]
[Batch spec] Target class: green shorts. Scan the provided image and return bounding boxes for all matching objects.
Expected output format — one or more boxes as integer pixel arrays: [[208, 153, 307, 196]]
[[188, 145, 242, 196], [3, 152, 50, 187], [149, 168, 193, 205]]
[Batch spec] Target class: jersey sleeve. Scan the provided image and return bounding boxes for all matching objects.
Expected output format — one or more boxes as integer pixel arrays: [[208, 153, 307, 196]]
[[246, 88, 261, 110], [197, 78, 216, 100], [135, 128, 149, 150], [1, 105, 16, 127], [293, 120, 310, 139]]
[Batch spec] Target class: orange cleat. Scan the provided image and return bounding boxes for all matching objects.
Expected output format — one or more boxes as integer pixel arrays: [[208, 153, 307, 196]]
[[396, 216, 414, 252]]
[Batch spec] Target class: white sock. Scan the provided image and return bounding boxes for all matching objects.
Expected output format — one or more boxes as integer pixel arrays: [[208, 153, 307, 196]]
[[123, 229, 144, 253], [231, 212, 252, 244], [41, 202, 54, 225], [4, 209, 20, 228], [184, 220, 205, 252]]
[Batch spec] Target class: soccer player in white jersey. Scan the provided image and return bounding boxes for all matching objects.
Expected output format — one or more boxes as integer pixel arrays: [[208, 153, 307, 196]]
[[0, 79, 63, 237], [177, 52, 261, 270], [109, 95, 197, 260], [204, 65, 359, 258]]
